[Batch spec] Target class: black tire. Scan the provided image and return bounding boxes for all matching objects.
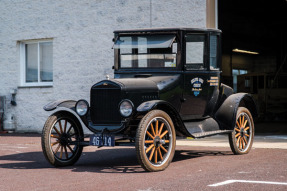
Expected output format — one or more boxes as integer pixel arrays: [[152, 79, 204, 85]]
[[41, 112, 84, 167], [136, 110, 176, 172], [229, 107, 254, 155]]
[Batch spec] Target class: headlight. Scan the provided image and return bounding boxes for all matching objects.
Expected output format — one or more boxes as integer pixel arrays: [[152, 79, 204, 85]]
[[119, 100, 133, 117], [75, 100, 89, 116]]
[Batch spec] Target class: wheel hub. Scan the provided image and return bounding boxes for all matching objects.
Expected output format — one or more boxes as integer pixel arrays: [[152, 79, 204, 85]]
[[240, 128, 245, 137], [59, 133, 70, 146], [153, 136, 161, 148]]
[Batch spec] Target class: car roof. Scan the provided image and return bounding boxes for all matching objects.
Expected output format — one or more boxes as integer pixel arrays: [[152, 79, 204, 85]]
[[114, 27, 221, 34]]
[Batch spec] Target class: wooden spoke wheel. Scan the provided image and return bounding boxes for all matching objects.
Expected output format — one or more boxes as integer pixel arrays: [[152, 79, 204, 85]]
[[136, 110, 176, 172], [229, 107, 254, 155], [41, 112, 83, 167]]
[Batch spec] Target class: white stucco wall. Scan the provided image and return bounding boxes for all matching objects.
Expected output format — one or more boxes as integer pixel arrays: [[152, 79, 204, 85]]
[[0, 0, 207, 133]]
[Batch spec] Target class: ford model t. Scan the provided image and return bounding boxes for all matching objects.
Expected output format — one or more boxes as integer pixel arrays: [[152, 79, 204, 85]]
[[42, 28, 257, 172]]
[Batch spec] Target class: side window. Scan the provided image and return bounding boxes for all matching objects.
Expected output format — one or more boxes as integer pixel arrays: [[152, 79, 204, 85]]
[[210, 35, 219, 70], [185, 35, 205, 70], [20, 40, 53, 87]]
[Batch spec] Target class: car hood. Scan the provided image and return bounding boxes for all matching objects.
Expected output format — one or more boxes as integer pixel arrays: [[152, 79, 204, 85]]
[[111, 74, 180, 92]]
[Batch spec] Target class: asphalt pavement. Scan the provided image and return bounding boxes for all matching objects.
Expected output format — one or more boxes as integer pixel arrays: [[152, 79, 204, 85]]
[[0, 133, 286, 191]]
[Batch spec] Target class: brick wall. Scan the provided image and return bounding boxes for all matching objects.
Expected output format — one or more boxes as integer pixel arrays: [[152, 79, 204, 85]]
[[0, 0, 207, 133]]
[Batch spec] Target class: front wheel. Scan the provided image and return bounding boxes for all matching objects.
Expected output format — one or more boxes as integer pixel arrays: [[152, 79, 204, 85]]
[[229, 107, 254, 154], [136, 110, 176, 172], [41, 112, 84, 167]]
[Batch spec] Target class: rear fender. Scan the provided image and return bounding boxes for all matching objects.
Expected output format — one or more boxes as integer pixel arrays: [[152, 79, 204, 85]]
[[43, 100, 88, 128], [137, 100, 189, 136], [214, 93, 258, 130]]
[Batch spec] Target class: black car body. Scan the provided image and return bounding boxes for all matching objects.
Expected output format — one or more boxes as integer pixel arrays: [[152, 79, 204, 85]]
[[42, 28, 257, 171]]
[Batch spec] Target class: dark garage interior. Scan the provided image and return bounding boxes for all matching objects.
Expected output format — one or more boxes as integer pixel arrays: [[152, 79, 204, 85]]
[[218, 0, 287, 133]]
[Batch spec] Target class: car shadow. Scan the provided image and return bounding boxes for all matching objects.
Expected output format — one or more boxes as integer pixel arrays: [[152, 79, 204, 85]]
[[0, 151, 52, 169], [0, 148, 232, 173]]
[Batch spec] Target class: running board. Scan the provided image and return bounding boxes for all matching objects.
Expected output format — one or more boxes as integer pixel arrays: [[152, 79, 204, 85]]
[[191, 130, 232, 138], [184, 117, 232, 138]]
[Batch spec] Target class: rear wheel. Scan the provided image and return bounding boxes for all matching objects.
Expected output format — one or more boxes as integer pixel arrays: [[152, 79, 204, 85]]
[[41, 112, 83, 167], [136, 110, 176, 172], [229, 107, 254, 154]]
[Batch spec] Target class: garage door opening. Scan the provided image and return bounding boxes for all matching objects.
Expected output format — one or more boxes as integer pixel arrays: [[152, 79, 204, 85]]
[[218, 0, 287, 124]]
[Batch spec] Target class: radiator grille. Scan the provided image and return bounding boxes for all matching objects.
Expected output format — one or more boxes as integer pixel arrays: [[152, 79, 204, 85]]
[[90, 86, 121, 124]]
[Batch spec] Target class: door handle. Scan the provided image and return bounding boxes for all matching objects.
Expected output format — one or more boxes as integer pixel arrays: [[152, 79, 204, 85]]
[[180, 98, 186, 102]]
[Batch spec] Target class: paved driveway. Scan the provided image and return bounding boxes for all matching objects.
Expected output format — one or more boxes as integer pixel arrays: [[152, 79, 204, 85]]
[[0, 134, 286, 191]]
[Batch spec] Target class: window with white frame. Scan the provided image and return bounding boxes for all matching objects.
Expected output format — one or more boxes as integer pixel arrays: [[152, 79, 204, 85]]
[[20, 40, 53, 86]]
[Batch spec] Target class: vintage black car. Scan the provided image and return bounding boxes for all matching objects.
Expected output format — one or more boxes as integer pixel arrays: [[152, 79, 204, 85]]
[[42, 28, 257, 172]]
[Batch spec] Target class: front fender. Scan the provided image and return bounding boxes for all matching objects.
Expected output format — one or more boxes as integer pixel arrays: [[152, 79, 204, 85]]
[[214, 93, 258, 130], [137, 100, 177, 113], [43, 100, 76, 111], [137, 100, 190, 137], [43, 100, 89, 128]]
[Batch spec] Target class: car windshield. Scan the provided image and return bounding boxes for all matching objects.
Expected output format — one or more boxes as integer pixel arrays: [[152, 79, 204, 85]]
[[114, 35, 177, 68]]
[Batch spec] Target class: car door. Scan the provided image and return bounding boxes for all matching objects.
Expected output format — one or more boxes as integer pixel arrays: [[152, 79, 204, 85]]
[[180, 33, 211, 120]]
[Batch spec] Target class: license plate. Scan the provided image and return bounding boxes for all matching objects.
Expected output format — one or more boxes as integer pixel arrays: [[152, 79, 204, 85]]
[[89, 134, 115, 147]]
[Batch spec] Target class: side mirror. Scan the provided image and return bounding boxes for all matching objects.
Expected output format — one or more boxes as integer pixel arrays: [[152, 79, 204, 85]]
[[112, 66, 115, 69]]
